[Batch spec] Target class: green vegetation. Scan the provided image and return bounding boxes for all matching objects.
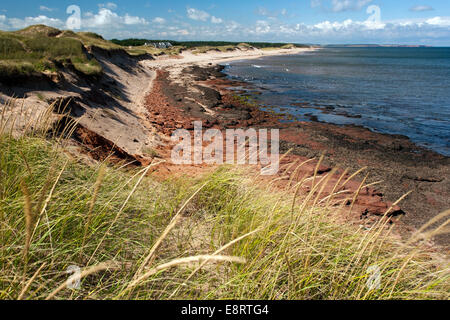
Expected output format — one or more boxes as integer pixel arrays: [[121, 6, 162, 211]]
[[125, 45, 185, 57], [74, 32, 121, 51], [0, 101, 448, 300], [15, 25, 63, 37], [111, 38, 310, 49], [110, 39, 310, 56], [0, 25, 111, 79]]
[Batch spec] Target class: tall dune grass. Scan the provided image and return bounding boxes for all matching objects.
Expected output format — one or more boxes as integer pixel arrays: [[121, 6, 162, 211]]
[[0, 30, 102, 78], [0, 99, 448, 300]]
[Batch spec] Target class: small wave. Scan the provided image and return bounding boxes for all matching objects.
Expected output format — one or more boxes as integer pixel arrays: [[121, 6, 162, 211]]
[[252, 65, 263, 68]]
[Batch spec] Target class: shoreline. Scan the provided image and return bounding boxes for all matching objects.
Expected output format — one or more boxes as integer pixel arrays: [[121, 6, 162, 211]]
[[141, 53, 449, 250], [218, 50, 448, 158]]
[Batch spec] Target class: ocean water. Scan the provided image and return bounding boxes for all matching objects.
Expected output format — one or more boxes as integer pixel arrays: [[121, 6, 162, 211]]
[[223, 47, 450, 156]]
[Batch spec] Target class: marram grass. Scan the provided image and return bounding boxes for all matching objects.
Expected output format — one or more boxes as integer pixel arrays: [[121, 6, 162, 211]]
[[0, 103, 448, 300]]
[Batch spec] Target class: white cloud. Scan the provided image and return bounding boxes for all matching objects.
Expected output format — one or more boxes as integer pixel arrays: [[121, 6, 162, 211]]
[[410, 5, 434, 12], [153, 17, 166, 24], [256, 7, 270, 16], [99, 3, 118, 10], [211, 16, 223, 24], [312, 0, 373, 12], [255, 7, 280, 18], [39, 6, 54, 12], [82, 14, 450, 43], [7, 15, 64, 29], [82, 5, 148, 28], [226, 21, 240, 33], [426, 16, 450, 27], [107, 14, 450, 45], [254, 20, 271, 34], [178, 29, 189, 35], [124, 14, 147, 25], [83, 8, 148, 28], [237, 13, 450, 45], [0, 14, 7, 29], [187, 8, 210, 22]]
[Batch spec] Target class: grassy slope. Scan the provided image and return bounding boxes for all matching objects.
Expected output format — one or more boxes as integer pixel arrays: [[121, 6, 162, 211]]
[[111, 39, 310, 49], [0, 107, 448, 300], [0, 25, 116, 79]]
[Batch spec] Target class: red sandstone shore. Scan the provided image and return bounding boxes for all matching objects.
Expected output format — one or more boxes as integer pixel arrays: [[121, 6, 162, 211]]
[[142, 61, 449, 251]]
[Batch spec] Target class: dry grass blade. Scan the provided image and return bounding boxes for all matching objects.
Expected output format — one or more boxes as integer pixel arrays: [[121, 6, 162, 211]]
[[135, 182, 209, 277], [125, 255, 246, 294], [349, 174, 368, 216], [342, 166, 367, 188], [30, 159, 69, 239], [288, 158, 315, 188], [46, 262, 121, 300], [30, 159, 69, 256], [260, 148, 292, 177], [20, 180, 34, 263], [18, 149, 32, 176], [311, 153, 325, 189], [86, 160, 165, 266], [169, 229, 261, 298], [342, 191, 415, 289], [34, 162, 57, 217], [18, 262, 47, 300], [406, 209, 450, 245], [81, 165, 106, 252], [387, 250, 418, 298]]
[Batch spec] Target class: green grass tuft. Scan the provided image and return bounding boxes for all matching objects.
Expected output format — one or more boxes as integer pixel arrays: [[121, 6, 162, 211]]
[[0, 26, 107, 78]]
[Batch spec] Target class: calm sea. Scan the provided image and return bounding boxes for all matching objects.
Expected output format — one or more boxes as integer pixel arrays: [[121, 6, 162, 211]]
[[223, 47, 450, 156]]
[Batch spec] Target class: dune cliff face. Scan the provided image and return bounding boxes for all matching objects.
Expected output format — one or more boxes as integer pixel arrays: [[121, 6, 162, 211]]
[[0, 44, 158, 165]]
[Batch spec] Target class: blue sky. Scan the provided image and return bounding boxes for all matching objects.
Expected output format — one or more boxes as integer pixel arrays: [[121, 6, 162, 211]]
[[1, 1, 449, 45]]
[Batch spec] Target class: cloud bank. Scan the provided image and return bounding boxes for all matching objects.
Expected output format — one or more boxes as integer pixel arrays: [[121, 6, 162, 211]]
[[312, 0, 373, 12], [0, 3, 448, 45]]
